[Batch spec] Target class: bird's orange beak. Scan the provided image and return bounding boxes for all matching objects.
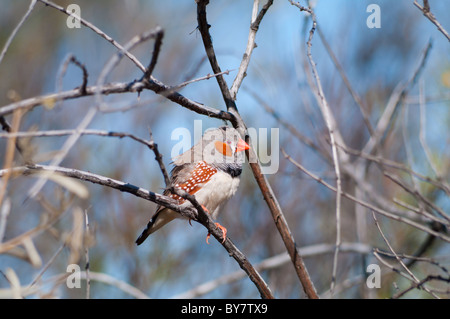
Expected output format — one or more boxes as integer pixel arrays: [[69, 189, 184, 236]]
[[236, 138, 250, 152]]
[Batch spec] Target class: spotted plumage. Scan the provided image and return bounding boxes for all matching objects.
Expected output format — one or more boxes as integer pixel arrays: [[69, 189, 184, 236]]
[[136, 126, 249, 245], [169, 161, 217, 202]]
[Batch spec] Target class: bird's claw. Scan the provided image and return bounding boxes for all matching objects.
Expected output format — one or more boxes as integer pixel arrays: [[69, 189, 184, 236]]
[[206, 222, 227, 244]]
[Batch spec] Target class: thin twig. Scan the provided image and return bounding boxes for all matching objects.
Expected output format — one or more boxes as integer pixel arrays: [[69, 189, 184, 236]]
[[37, 0, 147, 72], [26, 243, 65, 290], [0, 198, 65, 254], [84, 209, 90, 299], [0, 109, 24, 208], [70, 56, 88, 95], [0, 127, 172, 189], [247, 87, 329, 161], [316, 26, 374, 135], [95, 27, 163, 111], [0, 0, 37, 65], [281, 149, 450, 243], [335, 142, 450, 196], [143, 28, 164, 80], [418, 80, 441, 180], [371, 211, 439, 298], [195, 0, 236, 114], [147, 128, 171, 187], [0, 198, 10, 243], [26, 107, 97, 200], [393, 274, 450, 299], [22, 271, 151, 299], [373, 250, 440, 299], [362, 40, 433, 155], [383, 172, 449, 223], [78, 271, 150, 299], [55, 55, 89, 97], [413, 0, 450, 42], [290, 1, 343, 295], [230, 0, 274, 100]]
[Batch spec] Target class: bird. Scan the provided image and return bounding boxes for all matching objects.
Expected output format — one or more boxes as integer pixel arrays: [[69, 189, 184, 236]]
[[136, 126, 250, 245]]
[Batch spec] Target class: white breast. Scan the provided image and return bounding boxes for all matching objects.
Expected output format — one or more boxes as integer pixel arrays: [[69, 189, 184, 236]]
[[193, 170, 240, 219]]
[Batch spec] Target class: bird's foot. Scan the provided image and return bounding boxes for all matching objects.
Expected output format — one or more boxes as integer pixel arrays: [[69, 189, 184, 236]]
[[189, 205, 209, 226], [206, 222, 227, 244]]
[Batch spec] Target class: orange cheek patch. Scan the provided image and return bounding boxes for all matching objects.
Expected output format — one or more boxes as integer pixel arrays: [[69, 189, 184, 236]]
[[215, 141, 233, 156]]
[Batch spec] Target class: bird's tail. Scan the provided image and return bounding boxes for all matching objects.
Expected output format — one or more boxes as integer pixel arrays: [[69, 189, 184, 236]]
[[135, 208, 177, 245]]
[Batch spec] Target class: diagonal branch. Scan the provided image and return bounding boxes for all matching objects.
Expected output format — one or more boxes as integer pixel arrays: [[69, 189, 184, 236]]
[[316, 26, 374, 136], [0, 79, 234, 122], [0, 164, 273, 299], [0, 0, 37, 65], [281, 149, 450, 243], [372, 212, 439, 298], [169, 187, 274, 299], [362, 40, 433, 155], [196, 0, 318, 299], [37, 0, 147, 72], [413, 0, 450, 42], [230, 0, 274, 100]]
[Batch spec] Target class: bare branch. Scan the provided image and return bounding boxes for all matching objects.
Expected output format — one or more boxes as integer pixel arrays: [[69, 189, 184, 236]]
[[94, 27, 163, 111], [195, 0, 236, 114], [0, 128, 170, 185], [78, 271, 149, 299], [63, 56, 88, 96], [362, 40, 432, 155], [335, 142, 450, 196], [196, 0, 319, 299], [413, 0, 450, 42], [55, 54, 88, 111], [0, 164, 274, 299], [230, 0, 274, 99], [372, 212, 439, 298], [0, 80, 234, 122], [393, 274, 450, 299], [37, 0, 147, 72], [0, 198, 11, 243], [26, 108, 97, 199], [281, 149, 450, 243], [84, 209, 91, 299], [316, 26, 374, 135], [0, 109, 24, 208], [0, 0, 37, 65], [383, 172, 449, 223], [143, 28, 164, 80], [418, 80, 442, 180], [168, 187, 274, 299], [290, 1, 343, 295]]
